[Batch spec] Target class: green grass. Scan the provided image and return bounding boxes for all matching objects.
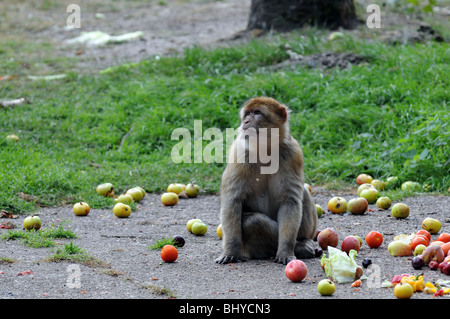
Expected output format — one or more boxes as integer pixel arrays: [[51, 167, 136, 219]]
[[1, 221, 77, 247], [0, 30, 449, 214]]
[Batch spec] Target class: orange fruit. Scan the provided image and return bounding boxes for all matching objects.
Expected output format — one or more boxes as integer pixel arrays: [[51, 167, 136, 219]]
[[365, 231, 383, 248], [410, 236, 429, 250], [437, 233, 450, 243], [161, 245, 178, 263], [416, 230, 431, 242]]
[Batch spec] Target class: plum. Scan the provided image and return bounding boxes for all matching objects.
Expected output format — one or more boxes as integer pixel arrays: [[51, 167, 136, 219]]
[[412, 256, 425, 270]]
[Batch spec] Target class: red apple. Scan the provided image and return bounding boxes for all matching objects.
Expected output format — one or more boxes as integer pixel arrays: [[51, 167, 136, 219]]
[[347, 197, 368, 215], [341, 236, 361, 254], [356, 174, 373, 185], [317, 228, 339, 250], [285, 260, 307, 282]]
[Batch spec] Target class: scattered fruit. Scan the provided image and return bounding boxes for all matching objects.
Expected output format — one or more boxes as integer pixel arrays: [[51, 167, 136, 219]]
[[393, 282, 414, 299], [376, 196, 392, 210], [391, 203, 410, 219], [401, 181, 421, 192], [429, 260, 439, 270], [414, 244, 427, 256], [359, 188, 379, 204], [185, 183, 200, 198], [347, 197, 368, 215], [191, 222, 207, 236], [362, 258, 372, 268], [304, 183, 312, 194], [73, 202, 90, 216], [316, 204, 324, 218], [173, 235, 185, 248], [113, 203, 131, 218], [328, 31, 344, 41], [116, 193, 134, 205], [96, 183, 114, 197], [370, 179, 385, 191], [356, 174, 373, 185], [317, 228, 339, 250], [161, 192, 179, 206], [23, 216, 42, 231], [285, 260, 308, 282], [412, 256, 425, 270], [167, 183, 184, 195], [385, 176, 399, 188], [421, 217, 441, 234], [327, 197, 347, 214], [216, 224, 223, 239], [366, 231, 383, 249], [317, 279, 336, 296], [341, 236, 361, 254], [437, 233, 450, 243], [160, 244, 178, 262], [186, 219, 203, 232], [416, 229, 431, 242], [388, 240, 413, 256], [6, 134, 19, 143], [421, 245, 444, 264], [410, 236, 429, 251], [357, 183, 375, 197], [126, 187, 145, 202]]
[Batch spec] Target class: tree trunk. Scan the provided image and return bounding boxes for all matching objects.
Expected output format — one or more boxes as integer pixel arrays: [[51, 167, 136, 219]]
[[247, 0, 358, 31]]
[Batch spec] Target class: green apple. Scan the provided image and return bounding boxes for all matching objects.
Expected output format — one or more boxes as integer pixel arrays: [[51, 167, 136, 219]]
[[6, 134, 19, 143], [414, 244, 427, 256], [360, 188, 379, 204], [191, 222, 207, 236], [385, 176, 399, 188], [96, 183, 114, 197], [116, 194, 134, 205], [370, 179, 385, 191], [23, 216, 42, 231], [113, 203, 131, 218], [126, 187, 144, 202], [185, 183, 200, 198], [376, 196, 392, 210], [316, 204, 324, 218], [186, 218, 203, 232], [401, 181, 421, 192], [167, 183, 184, 195], [161, 192, 179, 206], [391, 203, 410, 219], [73, 202, 90, 216], [317, 279, 336, 296], [347, 197, 368, 215], [357, 183, 375, 197], [328, 31, 344, 41]]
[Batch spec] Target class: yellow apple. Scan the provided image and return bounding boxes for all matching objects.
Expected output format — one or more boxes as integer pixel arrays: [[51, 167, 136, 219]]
[[73, 202, 90, 216], [161, 192, 179, 206], [113, 203, 131, 218]]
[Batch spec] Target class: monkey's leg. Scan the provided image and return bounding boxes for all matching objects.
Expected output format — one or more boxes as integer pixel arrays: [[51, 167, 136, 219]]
[[241, 213, 278, 260], [295, 186, 317, 258]]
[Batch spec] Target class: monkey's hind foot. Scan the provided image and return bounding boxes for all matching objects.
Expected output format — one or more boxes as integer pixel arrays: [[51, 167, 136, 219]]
[[215, 255, 248, 264], [294, 239, 316, 259]]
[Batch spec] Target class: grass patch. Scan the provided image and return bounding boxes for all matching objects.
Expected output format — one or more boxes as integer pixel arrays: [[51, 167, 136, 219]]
[[46, 241, 107, 267], [1, 221, 77, 247], [148, 238, 177, 250], [0, 29, 448, 213]]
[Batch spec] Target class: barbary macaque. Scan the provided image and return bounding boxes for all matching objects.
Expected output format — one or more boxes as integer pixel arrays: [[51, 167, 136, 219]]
[[216, 97, 317, 265]]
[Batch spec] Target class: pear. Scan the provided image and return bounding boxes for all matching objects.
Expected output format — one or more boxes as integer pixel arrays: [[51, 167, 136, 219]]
[[388, 240, 413, 256]]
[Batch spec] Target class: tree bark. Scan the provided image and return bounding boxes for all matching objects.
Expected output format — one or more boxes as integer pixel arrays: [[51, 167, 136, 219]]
[[247, 0, 358, 31]]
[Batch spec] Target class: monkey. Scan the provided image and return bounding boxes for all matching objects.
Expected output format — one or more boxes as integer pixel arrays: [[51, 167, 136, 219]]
[[215, 97, 317, 265]]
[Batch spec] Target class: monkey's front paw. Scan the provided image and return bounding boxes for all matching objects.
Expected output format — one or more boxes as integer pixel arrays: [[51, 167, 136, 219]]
[[274, 254, 296, 265], [215, 255, 247, 264]]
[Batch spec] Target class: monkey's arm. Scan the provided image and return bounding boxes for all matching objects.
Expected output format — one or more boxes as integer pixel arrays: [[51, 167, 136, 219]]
[[274, 197, 302, 265], [215, 197, 247, 264]]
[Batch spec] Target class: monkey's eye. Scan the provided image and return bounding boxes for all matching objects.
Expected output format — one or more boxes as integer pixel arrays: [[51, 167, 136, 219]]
[[254, 110, 261, 115], [245, 111, 251, 117]]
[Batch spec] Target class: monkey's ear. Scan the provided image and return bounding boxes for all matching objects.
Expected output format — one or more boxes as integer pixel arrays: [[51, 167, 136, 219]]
[[277, 105, 288, 123]]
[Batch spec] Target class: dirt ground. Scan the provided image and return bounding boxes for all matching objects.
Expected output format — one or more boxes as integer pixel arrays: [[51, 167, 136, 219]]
[[1, 189, 449, 301], [1, 0, 449, 305]]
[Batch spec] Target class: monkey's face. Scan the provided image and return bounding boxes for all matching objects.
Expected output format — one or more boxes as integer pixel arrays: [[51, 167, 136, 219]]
[[241, 107, 265, 131]]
